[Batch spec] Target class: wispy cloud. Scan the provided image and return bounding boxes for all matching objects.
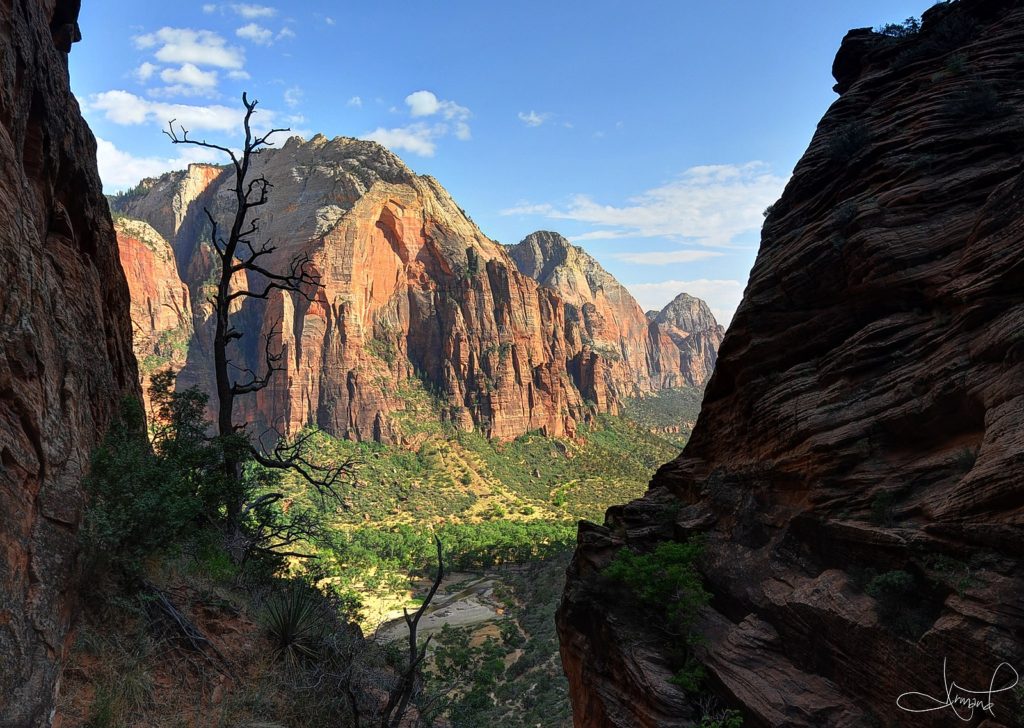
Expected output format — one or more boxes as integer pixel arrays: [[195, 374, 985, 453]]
[[501, 162, 785, 249], [96, 137, 223, 191], [518, 110, 549, 127], [363, 124, 437, 157], [155, 63, 219, 96], [614, 250, 725, 265], [134, 62, 158, 82], [86, 90, 251, 131], [230, 3, 276, 19], [362, 89, 473, 156], [283, 86, 303, 108], [347, 95, 362, 108], [627, 278, 745, 326], [236, 22, 273, 45], [134, 27, 245, 69]]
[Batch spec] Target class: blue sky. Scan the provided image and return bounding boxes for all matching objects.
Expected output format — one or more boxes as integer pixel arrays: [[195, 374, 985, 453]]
[[72, 1, 929, 324]]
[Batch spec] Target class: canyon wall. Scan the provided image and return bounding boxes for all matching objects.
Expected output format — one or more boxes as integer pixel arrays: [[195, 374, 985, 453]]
[[114, 143, 722, 444], [507, 232, 722, 410], [559, 1, 1024, 726], [0, 1, 139, 725]]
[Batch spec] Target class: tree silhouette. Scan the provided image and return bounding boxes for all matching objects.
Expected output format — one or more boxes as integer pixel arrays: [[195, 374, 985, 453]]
[[164, 92, 352, 536]]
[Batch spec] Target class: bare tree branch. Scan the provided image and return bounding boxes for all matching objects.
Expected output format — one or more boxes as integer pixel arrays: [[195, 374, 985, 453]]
[[380, 537, 445, 728]]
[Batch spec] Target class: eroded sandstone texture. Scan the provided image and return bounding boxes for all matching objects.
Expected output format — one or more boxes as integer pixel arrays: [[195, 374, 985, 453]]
[[507, 232, 722, 410], [559, 2, 1024, 726], [113, 144, 721, 443], [115, 218, 192, 412], [0, 0, 138, 725]]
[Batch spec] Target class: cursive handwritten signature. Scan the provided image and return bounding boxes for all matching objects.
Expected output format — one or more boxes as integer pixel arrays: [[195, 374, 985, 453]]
[[897, 658, 1019, 721]]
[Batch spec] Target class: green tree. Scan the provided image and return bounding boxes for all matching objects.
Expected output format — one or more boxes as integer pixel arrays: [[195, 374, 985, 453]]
[[603, 539, 711, 692]]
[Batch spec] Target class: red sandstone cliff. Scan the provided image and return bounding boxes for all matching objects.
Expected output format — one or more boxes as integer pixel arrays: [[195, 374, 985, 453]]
[[507, 232, 722, 411], [0, 1, 139, 725], [647, 293, 724, 390], [558, 1, 1024, 726], [113, 142, 721, 444], [115, 218, 192, 411]]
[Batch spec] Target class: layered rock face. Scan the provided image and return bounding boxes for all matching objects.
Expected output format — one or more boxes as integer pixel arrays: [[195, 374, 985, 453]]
[[114, 143, 721, 443], [648, 292, 724, 390], [0, 1, 138, 725], [508, 232, 722, 408], [115, 218, 192, 411], [559, 2, 1024, 726], [507, 231, 660, 411]]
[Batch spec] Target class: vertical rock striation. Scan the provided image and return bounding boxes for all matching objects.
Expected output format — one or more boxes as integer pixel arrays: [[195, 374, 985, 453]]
[[115, 218, 192, 412], [559, 1, 1024, 726], [508, 234, 723, 395], [114, 144, 722, 444], [0, 0, 139, 725], [648, 292, 724, 390]]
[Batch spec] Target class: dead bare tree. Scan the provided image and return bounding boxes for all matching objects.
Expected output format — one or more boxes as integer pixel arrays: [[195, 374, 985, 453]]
[[164, 92, 353, 538], [380, 537, 445, 728]]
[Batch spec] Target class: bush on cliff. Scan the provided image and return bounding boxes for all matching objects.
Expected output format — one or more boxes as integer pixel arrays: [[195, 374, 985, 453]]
[[81, 376, 222, 575], [603, 538, 711, 692]]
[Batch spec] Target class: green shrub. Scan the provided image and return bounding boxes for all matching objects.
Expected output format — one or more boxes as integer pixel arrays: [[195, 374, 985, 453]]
[[603, 539, 711, 691], [81, 395, 205, 573], [944, 80, 1008, 120], [877, 17, 920, 38], [869, 491, 896, 527], [826, 121, 870, 162], [701, 709, 744, 728], [866, 570, 933, 639], [263, 587, 327, 663]]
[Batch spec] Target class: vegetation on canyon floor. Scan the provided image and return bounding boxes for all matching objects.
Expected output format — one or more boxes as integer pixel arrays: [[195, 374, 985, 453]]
[[66, 357, 697, 726]]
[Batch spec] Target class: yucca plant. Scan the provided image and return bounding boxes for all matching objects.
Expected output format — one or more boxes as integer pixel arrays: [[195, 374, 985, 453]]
[[263, 588, 326, 663]]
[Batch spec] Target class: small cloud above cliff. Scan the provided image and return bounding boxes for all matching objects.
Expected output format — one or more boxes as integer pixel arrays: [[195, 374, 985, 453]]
[[362, 90, 472, 157], [95, 137, 222, 191]]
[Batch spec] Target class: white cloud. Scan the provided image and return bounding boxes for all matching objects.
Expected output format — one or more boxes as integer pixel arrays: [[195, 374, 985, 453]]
[[501, 162, 786, 248], [405, 90, 470, 121], [202, 3, 217, 13], [363, 124, 437, 157], [284, 86, 302, 108], [87, 90, 244, 131], [325, 16, 336, 25], [134, 27, 244, 69], [88, 90, 149, 124], [236, 22, 273, 44], [501, 202, 554, 216], [627, 279, 745, 326], [361, 91, 472, 156], [347, 95, 362, 108], [406, 90, 440, 116], [518, 110, 548, 127], [231, 3, 276, 18], [228, 69, 251, 80], [95, 137, 223, 192], [134, 62, 158, 82], [613, 250, 725, 265], [276, 27, 296, 41], [159, 63, 218, 91]]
